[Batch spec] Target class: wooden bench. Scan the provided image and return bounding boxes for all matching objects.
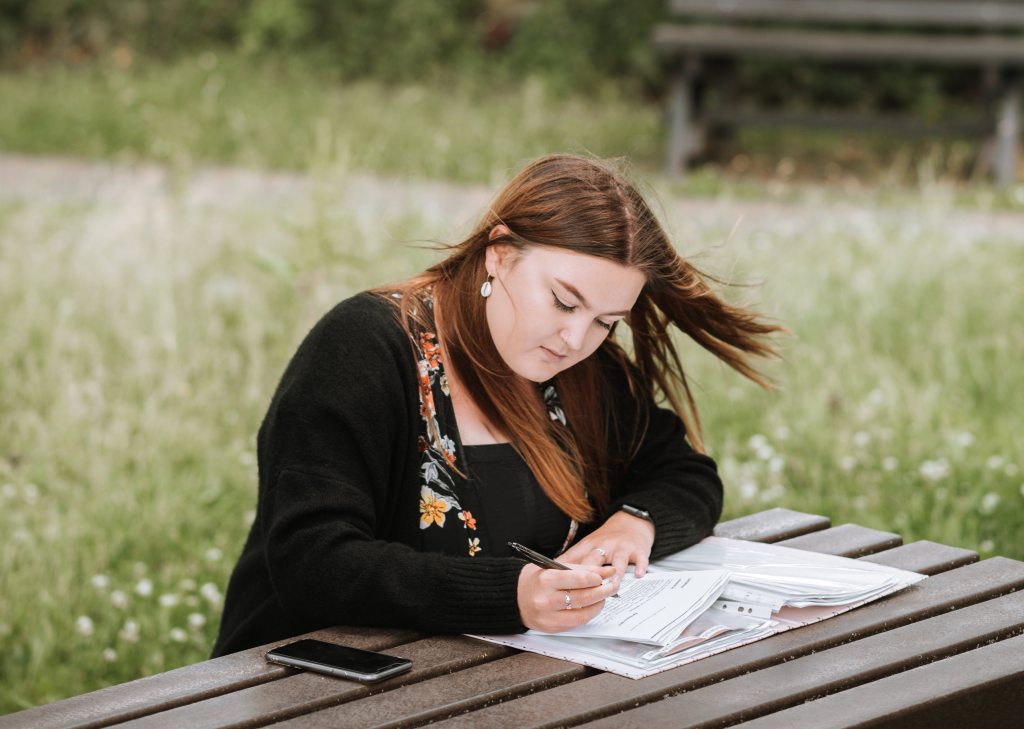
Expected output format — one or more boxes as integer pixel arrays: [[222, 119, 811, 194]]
[[652, 0, 1024, 185], [4, 507, 1021, 728]]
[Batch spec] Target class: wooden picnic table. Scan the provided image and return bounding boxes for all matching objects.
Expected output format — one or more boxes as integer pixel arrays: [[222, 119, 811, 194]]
[[4, 508, 1022, 729]]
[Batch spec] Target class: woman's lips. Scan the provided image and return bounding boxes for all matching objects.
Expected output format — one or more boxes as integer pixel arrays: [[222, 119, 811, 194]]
[[540, 346, 567, 362]]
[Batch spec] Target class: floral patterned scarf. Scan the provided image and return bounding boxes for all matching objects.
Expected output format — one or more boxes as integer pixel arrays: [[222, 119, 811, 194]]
[[407, 294, 578, 558]]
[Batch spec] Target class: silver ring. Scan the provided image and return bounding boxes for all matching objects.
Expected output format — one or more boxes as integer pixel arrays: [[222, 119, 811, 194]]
[[595, 547, 607, 557], [564, 590, 572, 610]]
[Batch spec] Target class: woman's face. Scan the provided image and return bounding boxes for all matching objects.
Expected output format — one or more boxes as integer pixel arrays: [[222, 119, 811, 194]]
[[484, 236, 646, 383]]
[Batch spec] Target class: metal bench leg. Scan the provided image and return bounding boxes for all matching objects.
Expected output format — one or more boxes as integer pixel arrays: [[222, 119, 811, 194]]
[[995, 80, 1020, 186], [667, 56, 701, 178]]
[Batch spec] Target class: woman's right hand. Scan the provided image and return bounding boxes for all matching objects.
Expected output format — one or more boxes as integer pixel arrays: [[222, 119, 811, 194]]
[[516, 563, 620, 632]]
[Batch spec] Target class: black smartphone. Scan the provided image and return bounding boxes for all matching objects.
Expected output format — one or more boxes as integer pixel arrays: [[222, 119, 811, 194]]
[[265, 639, 413, 682]]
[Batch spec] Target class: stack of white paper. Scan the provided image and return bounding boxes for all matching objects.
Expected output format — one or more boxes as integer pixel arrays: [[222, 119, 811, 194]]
[[531, 569, 730, 646], [653, 537, 919, 612], [470, 536, 926, 679]]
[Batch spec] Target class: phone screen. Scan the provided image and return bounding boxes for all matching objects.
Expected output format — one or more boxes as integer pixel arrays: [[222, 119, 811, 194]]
[[266, 639, 412, 681]]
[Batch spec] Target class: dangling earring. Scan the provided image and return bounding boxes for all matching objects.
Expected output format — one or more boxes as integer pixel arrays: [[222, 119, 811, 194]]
[[480, 275, 493, 298]]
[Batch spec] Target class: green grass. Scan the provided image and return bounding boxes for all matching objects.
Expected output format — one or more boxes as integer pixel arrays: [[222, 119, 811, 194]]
[[1, 51, 1022, 715], [0, 51, 662, 184], [4, 50, 1024, 209]]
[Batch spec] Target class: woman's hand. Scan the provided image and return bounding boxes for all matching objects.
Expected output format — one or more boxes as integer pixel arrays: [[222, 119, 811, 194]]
[[558, 510, 656, 580], [516, 563, 619, 632]]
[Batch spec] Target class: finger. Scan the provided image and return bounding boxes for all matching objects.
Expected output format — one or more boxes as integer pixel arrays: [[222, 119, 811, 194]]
[[571, 577, 621, 609], [611, 551, 630, 580], [578, 548, 606, 567], [541, 566, 605, 590], [634, 550, 650, 578]]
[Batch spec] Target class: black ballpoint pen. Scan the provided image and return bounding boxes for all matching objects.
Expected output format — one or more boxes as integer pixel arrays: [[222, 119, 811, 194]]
[[508, 541, 619, 596], [507, 541, 572, 570]]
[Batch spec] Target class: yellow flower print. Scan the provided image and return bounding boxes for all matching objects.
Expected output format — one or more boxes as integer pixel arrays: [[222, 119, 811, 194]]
[[419, 486, 451, 529], [458, 510, 477, 530], [467, 537, 482, 556]]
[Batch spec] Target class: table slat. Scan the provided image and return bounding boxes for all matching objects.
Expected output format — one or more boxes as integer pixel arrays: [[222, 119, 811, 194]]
[[713, 508, 830, 542], [425, 556, 1024, 729], [269, 652, 590, 729], [859, 539, 978, 575], [112, 636, 512, 729], [730, 632, 1024, 729], [775, 523, 901, 557], [576, 591, 1024, 728], [0, 626, 425, 729]]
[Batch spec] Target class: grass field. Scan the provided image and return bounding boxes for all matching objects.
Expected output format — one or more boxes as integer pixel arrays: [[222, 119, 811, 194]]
[[1, 52, 1022, 714]]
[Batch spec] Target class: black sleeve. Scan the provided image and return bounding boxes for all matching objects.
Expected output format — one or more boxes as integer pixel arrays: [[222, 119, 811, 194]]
[[255, 294, 526, 635], [599, 354, 724, 560]]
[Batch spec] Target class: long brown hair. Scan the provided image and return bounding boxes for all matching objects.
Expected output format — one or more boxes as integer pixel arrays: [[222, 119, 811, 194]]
[[374, 154, 782, 523]]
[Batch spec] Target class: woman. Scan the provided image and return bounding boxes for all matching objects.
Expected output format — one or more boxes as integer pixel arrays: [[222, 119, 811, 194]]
[[211, 154, 780, 657]]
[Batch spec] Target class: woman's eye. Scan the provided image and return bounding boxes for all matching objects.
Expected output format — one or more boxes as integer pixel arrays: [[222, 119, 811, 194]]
[[552, 292, 576, 313], [596, 320, 614, 332]]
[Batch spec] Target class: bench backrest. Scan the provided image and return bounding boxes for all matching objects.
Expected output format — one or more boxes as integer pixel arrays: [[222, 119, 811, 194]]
[[667, 0, 1024, 31]]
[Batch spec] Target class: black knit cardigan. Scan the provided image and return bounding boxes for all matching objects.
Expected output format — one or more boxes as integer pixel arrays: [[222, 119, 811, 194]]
[[212, 292, 723, 657]]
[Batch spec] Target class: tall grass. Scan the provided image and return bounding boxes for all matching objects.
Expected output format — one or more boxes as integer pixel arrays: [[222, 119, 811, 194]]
[[0, 51, 661, 183], [1, 161, 1021, 712]]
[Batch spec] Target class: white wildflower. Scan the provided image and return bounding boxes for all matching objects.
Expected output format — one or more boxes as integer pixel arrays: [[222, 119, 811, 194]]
[[755, 443, 775, 461], [91, 574, 110, 590], [110, 590, 129, 609], [23, 483, 39, 504], [952, 431, 975, 448], [158, 593, 179, 608], [169, 628, 188, 643], [987, 455, 1006, 470], [133, 562, 148, 577], [204, 547, 223, 563], [102, 648, 118, 662], [1004, 463, 1019, 477], [979, 492, 1000, 515], [768, 456, 785, 474], [120, 620, 140, 642], [135, 579, 153, 597], [919, 459, 950, 481], [188, 612, 207, 630], [882, 456, 899, 472], [75, 616, 95, 637], [199, 582, 222, 605], [1, 484, 16, 500], [838, 455, 857, 472], [739, 480, 759, 500], [178, 578, 197, 592], [980, 539, 995, 552], [748, 434, 768, 451], [866, 388, 885, 407], [852, 431, 870, 448], [773, 425, 790, 441]]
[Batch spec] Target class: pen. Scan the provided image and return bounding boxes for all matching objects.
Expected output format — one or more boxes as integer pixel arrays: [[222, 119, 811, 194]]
[[507, 541, 619, 597]]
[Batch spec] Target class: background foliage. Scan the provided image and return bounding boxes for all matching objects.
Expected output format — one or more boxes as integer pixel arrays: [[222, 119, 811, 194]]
[[0, 0, 990, 112]]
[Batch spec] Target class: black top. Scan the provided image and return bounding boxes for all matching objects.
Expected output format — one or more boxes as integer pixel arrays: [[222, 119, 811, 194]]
[[462, 443, 572, 559], [211, 291, 724, 657]]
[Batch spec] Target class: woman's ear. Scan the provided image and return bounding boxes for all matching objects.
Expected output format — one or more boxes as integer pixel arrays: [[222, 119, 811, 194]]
[[488, 224, 511, 242]]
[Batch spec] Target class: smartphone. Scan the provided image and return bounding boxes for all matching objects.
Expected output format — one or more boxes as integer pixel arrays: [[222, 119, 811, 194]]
[[265, 639, 413, 682]]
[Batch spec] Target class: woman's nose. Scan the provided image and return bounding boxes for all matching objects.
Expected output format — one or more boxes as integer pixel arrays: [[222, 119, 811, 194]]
[[560, 321, 587, 351]]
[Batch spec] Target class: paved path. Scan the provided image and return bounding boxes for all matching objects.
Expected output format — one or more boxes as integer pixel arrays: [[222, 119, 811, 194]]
[[1, 153, 1021, 245]]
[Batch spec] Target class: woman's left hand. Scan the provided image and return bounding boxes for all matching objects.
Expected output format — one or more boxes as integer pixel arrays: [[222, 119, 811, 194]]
[[558, 510, 655, 580]]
